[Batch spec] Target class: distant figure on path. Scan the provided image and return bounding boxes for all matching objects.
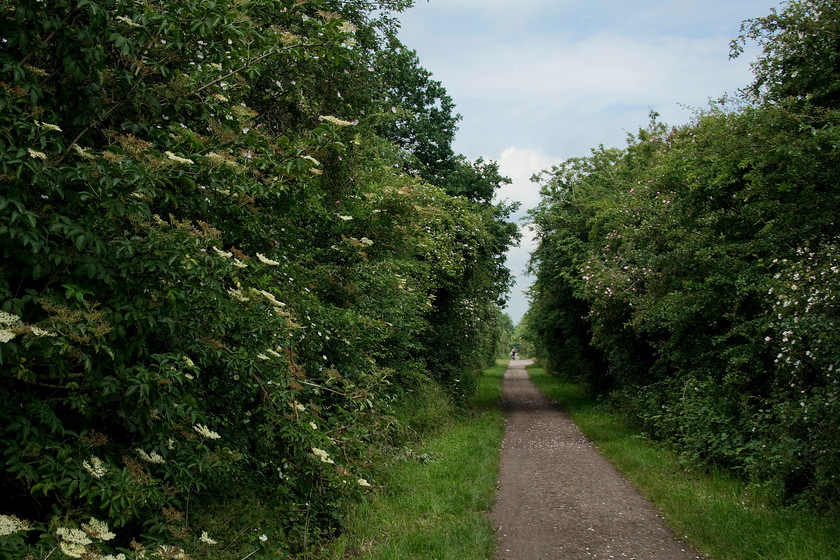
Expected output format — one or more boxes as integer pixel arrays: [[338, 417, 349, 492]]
[[510, 348, 517, 360]]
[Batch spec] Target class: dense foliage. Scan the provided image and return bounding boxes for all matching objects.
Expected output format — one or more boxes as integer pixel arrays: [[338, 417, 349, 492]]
[[525, 0, 840, 511], [0, 0, 518, 558]]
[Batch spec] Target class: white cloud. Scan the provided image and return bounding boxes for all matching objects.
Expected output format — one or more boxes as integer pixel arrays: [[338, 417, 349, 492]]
[[494, 147, 562, 219]]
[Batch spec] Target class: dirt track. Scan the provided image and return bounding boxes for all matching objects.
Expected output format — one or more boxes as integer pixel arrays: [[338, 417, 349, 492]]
[[491, 359, 703, 559]]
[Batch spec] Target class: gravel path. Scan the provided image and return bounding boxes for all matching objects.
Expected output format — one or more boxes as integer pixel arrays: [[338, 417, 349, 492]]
[[491, 359, 703, 559]]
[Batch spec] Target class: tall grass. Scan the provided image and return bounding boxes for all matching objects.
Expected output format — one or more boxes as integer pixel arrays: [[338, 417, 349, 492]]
[[310, 361, 507, 559], [527, 364, 840, 560]]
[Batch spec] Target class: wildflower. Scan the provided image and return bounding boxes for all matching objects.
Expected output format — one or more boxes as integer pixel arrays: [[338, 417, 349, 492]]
[[193, 424, 221, 440], [72, 144, 96, 159], [35, 120, 62, 132], [0, 310, 22, 343], [115, 15, 141, 27], [199, 531, 217, 545], [56, 527, 92, 558], [256, 253, 280, 265], [319, 115, 356, 127], [259, 534, 268, 542], [357, 478, 371, 487], [228, 288, 249, 302], [359, 237, 374, 247], [0, 514, 32, 536], [338, 215, 353, 221], [81, 518, 115, 541], [83, 456, 109, 479], [232, 259, 248, 268], [257, 353, 270, 361], [309, 422, 318, 430], [182, 356, 195, 368], [137, 449, 166, 464], [301, 155, 321, 166], [259, 290, 285, 308], [213, 246, 233, 258], [27, 148, 47, 160], [292, 401, 305, 412], [164, 151, 194, 165], [311, 447, 334, 464]]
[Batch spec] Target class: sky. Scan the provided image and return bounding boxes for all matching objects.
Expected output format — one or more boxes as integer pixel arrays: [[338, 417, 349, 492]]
[[396, 0, 783, 324]]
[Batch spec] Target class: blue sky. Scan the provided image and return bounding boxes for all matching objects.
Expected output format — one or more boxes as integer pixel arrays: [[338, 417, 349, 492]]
[[396, 0, 783, 324]]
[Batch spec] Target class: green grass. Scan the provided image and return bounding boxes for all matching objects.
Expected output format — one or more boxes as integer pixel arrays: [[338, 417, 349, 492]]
[[311, 360, 507, 559], [527, 364, 840, 560]]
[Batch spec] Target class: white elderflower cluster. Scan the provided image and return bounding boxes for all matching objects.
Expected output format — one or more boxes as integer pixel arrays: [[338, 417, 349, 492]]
[[81, 518, 115, 541], [193, 424, 221, 440], [311, 447, 334, 464], [319, 115, 356, 127], [82, 456, 109, 479], [256, 253, 280, 265], [137, 449, 166, 464], [0, 514, 32, 536], [164, 151, 194, 165], [0, 310, 23, 343]]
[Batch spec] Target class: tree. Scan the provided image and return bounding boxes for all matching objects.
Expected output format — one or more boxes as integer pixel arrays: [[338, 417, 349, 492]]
[[731, 0, 840, 108]]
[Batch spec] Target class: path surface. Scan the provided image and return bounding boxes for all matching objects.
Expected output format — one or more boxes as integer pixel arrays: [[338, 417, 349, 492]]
[[491, 360, 702, 559]]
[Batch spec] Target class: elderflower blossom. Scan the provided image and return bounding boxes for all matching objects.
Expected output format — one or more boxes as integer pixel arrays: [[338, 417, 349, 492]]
[[292, 401, 305, 412], [81, 518, 115, 541], [301, 155, 321, 166], [199, 531, 217, 545], [338, 215, 353, 221], [357, 478, 371, 487], [311, 447, 334, 464], [83, 456, 109, 479], [266, 348, 282, 358], [232, 259, 248, 268], [319, 115, 356, 127], [164, 151, 194, 165], [257, 353, 270, 361], [359, 237, 374, 247], [193, 424, 221, 440], [115, 15, 141, 27], [228, 288, 249, 302], [137, 449, 166, 464], [72, 144, 96, 159], [259, 290, 285, 308], [56, 527, 92, 558], [35, 120, 62, 132], [309, 422, 318, 430], [0, 310, 23, 343], [27, 148, 47, 160], [0, 514, 32, 536], [213, 246, 232, 258], [256, 253, 280, 265]]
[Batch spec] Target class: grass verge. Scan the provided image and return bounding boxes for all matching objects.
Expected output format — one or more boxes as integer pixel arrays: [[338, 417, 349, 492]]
[[527, 363, 840, 560], [310, 360, 508, 559]]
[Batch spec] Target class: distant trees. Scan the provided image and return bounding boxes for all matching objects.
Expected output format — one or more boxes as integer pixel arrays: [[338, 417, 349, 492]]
[[525, 0, 840, 510], [0, 0, 517, 557]]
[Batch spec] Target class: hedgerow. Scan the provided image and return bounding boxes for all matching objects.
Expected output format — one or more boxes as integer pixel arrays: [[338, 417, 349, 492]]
[[525, 0, 840, 511], [0, 0, 517, 557]]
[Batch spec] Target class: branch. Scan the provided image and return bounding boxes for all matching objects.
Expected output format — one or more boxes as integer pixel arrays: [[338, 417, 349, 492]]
[[19, 7, 80, 67], [192, 49, 282, 95]]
